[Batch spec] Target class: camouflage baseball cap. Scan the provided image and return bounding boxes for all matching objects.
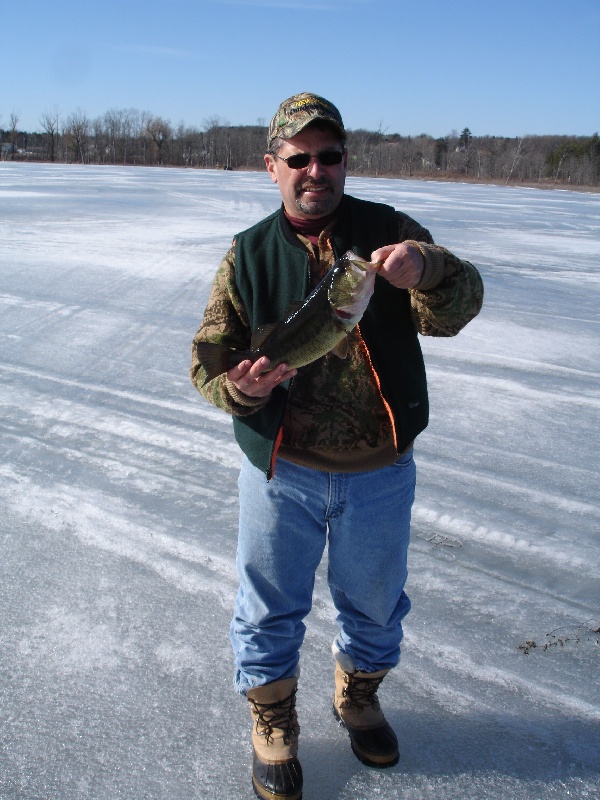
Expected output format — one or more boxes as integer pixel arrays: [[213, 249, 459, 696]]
[[267, 92, 346, 149]]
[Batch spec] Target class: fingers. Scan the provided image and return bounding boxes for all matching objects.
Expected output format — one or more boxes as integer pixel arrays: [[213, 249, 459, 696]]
[[227, 358, 255, 383], [374, 243, 424, 289], [371, 244, 396, 264], [228, 357, 297, 398]]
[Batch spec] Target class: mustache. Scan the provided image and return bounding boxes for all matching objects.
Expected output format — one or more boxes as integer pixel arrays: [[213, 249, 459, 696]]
[[296, 179, 332, 193]]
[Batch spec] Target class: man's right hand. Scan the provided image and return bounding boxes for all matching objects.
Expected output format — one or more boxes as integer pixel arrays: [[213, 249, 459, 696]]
[[227, 357, 297, 398]]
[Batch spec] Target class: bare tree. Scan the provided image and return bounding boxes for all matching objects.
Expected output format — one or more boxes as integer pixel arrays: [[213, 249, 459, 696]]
[[40, 108, 60, 162], [375, 121, 388, 176], [120, 109, 137, 164], [1, 105, 598, 186], [103, 109, 120, 163], [505, 137, 527, 185], [146, 116, 172, 165], [65, 109, 91, 163], [9, 112, 19, 159], [202, 117, 231, 167], [92, 115, 105, 163]]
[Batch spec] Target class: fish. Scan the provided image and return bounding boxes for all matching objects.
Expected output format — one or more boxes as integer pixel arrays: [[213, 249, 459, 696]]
[[196, 250, 380, 385]]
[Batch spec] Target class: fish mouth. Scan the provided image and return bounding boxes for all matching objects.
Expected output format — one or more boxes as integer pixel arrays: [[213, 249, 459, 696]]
[[333, 264, 377, 322], [333, 299, 368, 324], [346, 256, 381, 275]]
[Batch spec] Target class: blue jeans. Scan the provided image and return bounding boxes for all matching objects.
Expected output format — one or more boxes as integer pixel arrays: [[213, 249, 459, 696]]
[[231, 451, 416, 695]]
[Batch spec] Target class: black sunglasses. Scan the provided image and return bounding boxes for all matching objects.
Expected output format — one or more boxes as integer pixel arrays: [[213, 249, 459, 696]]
[[275, 150, 344, 169]]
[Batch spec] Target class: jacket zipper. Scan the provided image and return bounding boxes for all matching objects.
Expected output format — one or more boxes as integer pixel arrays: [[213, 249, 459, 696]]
[[266, 253, 311, 480], [358, 324, 399, 454]]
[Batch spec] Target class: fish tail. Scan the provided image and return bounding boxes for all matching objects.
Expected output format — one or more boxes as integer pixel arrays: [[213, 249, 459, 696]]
[[196, 341, 246, 384]]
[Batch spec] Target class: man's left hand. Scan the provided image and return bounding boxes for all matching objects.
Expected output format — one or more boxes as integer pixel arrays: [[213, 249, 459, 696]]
[[372, 243, 424, 289]]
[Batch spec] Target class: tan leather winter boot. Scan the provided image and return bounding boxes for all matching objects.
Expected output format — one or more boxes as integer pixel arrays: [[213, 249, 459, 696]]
[[247, 677, 303, 800], [333, 661, 399, 767]]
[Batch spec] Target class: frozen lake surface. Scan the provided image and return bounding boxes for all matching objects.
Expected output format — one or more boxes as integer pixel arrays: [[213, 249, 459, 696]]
[[0, 163, 599, 799]]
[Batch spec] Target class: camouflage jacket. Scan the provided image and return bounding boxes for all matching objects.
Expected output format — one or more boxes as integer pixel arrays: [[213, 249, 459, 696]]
[[191, 195, 483, 475]]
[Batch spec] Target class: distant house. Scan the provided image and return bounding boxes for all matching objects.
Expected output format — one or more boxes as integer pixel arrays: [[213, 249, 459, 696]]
[[0, 143, 44, 159]]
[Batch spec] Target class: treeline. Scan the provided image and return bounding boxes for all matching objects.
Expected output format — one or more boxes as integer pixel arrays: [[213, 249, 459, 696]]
[[1, 108, 599, 188]]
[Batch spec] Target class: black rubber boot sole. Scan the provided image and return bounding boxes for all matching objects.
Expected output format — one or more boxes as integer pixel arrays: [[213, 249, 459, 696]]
[[333, 705, 399, 768], [252, 777, 302, 800], [251, 751, 303, 800]]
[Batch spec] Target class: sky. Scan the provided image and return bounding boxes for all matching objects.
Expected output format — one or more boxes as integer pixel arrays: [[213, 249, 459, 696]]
[[1, 0, 599, 139]]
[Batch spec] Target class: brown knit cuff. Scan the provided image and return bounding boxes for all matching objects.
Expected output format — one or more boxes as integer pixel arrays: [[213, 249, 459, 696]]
[[407, 240, 446, 291], [225, 378, 270, 410]]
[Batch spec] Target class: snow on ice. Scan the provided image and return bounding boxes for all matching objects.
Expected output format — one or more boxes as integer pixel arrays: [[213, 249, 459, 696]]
[[0, 163, 599, 800]]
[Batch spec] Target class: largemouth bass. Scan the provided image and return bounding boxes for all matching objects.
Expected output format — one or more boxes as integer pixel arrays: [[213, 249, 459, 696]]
[[196, 250, 380, 385]]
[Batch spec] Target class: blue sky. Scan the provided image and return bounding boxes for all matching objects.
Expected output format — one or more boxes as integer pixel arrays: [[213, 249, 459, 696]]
[[2, 0, 598, 138]]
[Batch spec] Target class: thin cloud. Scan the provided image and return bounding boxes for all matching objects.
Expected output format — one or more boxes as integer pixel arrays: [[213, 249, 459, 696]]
[[105, 44, 197, 59], [205, 0, 369, 9]]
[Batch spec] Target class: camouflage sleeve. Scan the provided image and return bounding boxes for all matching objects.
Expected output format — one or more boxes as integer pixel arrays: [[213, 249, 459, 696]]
[[397, 210, 434, 246], [190, 246, 270, 416], [395, 212, 484, 337]]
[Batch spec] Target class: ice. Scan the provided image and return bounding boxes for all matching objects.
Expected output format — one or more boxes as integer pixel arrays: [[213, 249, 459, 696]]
[[0, 163, 598, 799]]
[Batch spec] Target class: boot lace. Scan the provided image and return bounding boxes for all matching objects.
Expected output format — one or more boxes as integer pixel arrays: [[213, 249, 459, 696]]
[[249, 686, 298, 745], [342, 672, 384, 712]]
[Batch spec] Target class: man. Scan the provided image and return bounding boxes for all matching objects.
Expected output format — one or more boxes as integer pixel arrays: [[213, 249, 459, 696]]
[[191, 93, 483, 800]]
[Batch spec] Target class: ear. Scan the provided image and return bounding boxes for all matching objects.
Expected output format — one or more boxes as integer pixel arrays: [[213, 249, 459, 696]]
[[264, 153, 278, 184]]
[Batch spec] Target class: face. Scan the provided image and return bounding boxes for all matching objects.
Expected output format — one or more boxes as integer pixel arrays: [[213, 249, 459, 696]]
[[264, 126, 347, 220]]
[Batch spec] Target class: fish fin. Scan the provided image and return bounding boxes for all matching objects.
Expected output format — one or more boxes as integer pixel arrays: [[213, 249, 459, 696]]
[[284, 300, 305, 318], [331, 337, 349, 359], [196, 341, 245, 385], [251, 323, 278, 350]]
